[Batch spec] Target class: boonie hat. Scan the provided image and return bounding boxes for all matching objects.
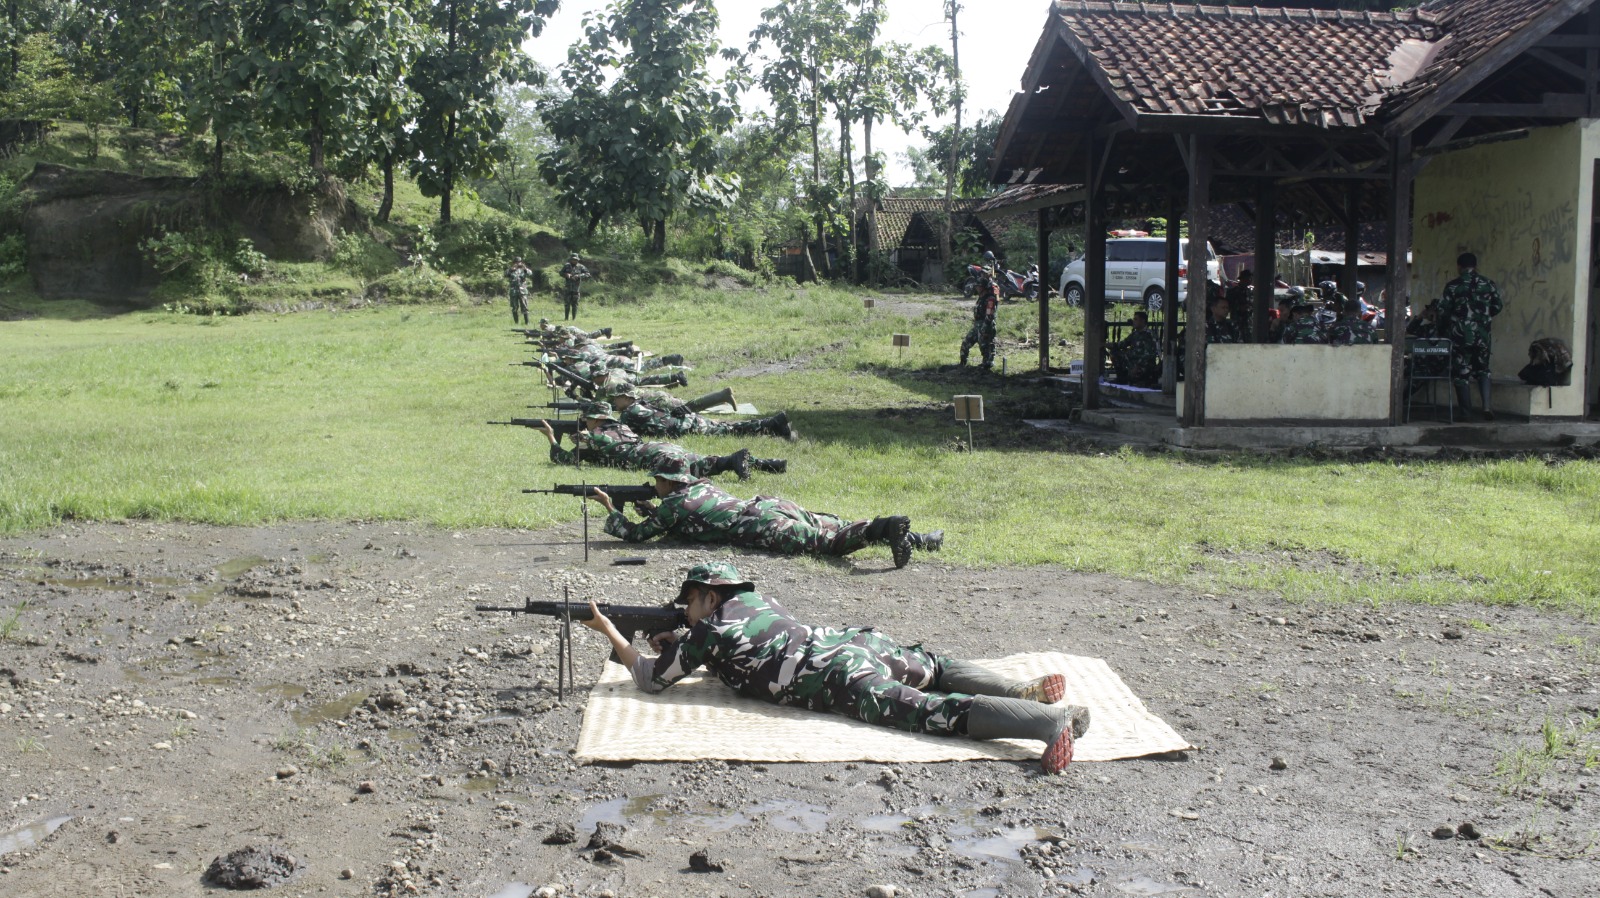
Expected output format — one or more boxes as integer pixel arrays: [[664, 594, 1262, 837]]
[[651, 467, 699, 485], [675, 561, 754, 604], [581, 401, 615, 421]]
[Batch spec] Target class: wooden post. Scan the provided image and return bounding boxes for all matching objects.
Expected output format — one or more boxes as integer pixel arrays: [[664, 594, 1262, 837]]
[[1183, 136, 1212, 427], [1253, 179, 1277, 343], [1344, 182, 1362, 302], [1386, 134, 1414, 425], [1037, 207, 1051, 372], [1083, 132, 1107, 410], [1162, 202, 1181, 394]]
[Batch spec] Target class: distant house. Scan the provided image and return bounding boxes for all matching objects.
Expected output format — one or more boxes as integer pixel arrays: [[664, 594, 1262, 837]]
[[859, 197, 997, 286], [989, 0, 1600, 434]]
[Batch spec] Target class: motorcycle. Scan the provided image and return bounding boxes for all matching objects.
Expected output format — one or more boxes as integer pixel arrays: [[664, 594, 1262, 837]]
[[960, 264, 988, 299], [997, 263, 1049, 301]]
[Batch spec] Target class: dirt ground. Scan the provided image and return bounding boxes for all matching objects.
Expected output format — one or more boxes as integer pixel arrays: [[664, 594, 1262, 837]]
[[1, 521, 1597, 898]]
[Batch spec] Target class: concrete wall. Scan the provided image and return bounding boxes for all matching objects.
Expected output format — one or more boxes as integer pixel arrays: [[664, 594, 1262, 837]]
[[1413, 122, 1591, 417], [1204, 345, 1391, 423]]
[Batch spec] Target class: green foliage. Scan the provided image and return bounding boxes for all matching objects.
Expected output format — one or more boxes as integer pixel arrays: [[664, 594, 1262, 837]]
[[919, 111, 1002, 199], [0, 235, 25, 278], [432, 216, 561, 279], [365, 266, 470, 306], [539, 0, 742, 253], [332, 230, 402, 283]]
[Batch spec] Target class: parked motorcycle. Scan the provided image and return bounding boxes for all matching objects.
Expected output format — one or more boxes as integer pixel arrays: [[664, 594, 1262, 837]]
[[960, 264, 988, 299], [997, 263, 1050, 301]]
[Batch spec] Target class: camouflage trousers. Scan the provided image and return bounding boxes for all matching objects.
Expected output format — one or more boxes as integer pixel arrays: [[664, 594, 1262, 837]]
[[1449, 336, 1492, 383], [961, 320, 996, 367], [667, 413, 770, 438], [731, 497, 877, 557], [794, 632, 970, 735], [509, 290, 529, 325], [562, 286, 580, 320]]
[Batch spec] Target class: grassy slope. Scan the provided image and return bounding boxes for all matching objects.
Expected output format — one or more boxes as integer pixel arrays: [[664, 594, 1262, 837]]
[[2, 283, 1597, 614]]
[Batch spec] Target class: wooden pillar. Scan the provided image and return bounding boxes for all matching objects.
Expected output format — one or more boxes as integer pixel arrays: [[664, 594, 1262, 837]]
[[1252, 179, 1277, 343], [1037, 207, 1051, 372], [1161, 201, 1181, 394], [1083, 133, 1107, 410], [1386, 134, 1413, 425], [1182, 136, 1211, 427], [1344, 182, 1362, 301]]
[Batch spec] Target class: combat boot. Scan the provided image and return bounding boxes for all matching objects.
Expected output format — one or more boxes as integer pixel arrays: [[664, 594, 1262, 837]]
[[863, 515, 911, 568], [674, 371, 690, 388], [965, 695, 1090, 774], [937, 660, 1064, 704], [764, 411, 796, 442], [907, 530, 943, 552], [751, 457, 787, 474], [729, 448, 752, 480]]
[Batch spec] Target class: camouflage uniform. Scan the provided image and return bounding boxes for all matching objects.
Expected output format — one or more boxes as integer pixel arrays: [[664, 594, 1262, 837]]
[[1205, 315, 1242, 344], [638, 589, 970, 734], [560, 257, 590, 321], [507, 264, 532, 325], [549, 424, 749, 480], [602, 479, 893, 559], [960, 274, 999, 368], [1326, 316, 1378, 346], [1278, 317, 1326, 345], [1437, 270, 1503, 383], [1110, 328, 1160, 386], [619, 401, 783, 439]]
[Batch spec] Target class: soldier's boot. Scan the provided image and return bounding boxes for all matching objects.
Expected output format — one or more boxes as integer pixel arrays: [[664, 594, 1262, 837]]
[[674, 371, 690, 388], [751, 457, 788, 474], [656, 353, 686, 368], [687, 387, 735, 413], [764, 411, 798, 442], [1478, 374, 1494, 421], [725, 448, 753, 480], [907, 530, 943, 552], [938, 660, 1062, 704], [1454, 381, 1474, 416], [600, 328, 613, 338], [959, 345, 970, 366], [863, 516, 912, 568], [965, 695, 1090, 775]]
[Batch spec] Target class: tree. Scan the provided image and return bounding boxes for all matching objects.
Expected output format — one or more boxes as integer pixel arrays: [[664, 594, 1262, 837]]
[[920, 111, 1001, 198], [539, 0, 742, 254], [409, 0, 560, 225], [477, 79, 566, 224]]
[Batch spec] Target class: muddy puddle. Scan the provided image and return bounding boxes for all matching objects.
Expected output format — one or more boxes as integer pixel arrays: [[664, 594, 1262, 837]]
[[0, 815, 72, 856], [289, 691, 369, 727], [577, 796, 830, 834]]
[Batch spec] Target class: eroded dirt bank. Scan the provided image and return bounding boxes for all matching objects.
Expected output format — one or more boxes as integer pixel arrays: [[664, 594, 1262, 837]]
[[0, 521, 1596, 897]]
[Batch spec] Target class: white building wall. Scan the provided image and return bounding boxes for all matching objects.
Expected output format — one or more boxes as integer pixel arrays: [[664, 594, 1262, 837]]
[[1204, 345, 1391, 423]]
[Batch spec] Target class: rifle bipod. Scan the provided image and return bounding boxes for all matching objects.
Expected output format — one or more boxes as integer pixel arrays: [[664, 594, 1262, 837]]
[[555, 585, 578, 701]]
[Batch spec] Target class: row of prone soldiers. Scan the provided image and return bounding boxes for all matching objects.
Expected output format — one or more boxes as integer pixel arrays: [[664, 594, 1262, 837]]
[[1106, 276, 1382, 387], [502, 319, 944, 569]]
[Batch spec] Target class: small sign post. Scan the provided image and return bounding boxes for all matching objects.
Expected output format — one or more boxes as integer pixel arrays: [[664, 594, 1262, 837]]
[[863, 298, 876, 309], [954, 394, 984, 450], [892, 332, 910, 362]]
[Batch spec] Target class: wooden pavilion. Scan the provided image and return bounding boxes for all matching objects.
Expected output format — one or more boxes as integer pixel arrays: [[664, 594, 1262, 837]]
[[992, 0, 1600, 427]]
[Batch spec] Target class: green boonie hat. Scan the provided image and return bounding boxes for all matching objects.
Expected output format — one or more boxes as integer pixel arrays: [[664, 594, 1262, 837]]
[[676, 560, 754, 604], [539, 317, 551, 326], [581, 401, 614, 421], [569, 252, 580, 260], [651, 467, 699, 485], [605, 381, 640, 399]]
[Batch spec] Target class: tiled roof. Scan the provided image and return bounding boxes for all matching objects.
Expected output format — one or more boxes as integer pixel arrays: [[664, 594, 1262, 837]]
[[1054, 1, 1435, 128], [1383, 0, 1577, 112], [870, 197, 984, 249]]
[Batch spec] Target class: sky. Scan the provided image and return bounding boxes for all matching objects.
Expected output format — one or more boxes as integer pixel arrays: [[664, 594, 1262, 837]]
[[524, 0, 1040, 186]]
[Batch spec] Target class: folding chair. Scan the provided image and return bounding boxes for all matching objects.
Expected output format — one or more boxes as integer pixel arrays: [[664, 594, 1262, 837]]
[[1406, 337, 1454, 423]]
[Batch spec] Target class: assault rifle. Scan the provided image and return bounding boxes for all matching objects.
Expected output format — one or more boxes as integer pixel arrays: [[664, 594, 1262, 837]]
[[522, 482, 656, 506], [489, 417, 582, 439], [475, 586, 685, 698]]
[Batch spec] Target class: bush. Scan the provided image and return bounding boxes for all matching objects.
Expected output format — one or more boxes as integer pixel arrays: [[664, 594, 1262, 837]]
[[332, 230, 400, 282], [365, 266, 470, 306], [433, 217, 563, 278], [0, 234, 25, 278]]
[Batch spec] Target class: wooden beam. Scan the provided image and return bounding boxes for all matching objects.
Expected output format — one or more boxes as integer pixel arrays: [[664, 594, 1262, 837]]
[[1386, 133, 1413, 425], [1535, 33, 1600, 49], [1527, 47, 1591, 82], [1423, 115, 1469, 149], [1183, 136, 1212, 428], [1083, 130, 1107, 412], [1252, 179, 1276, 344], [1414, 128, 1531, 158], [1442, 93, 1587, 118], [1161, 201, 1181, 395], [1038, 208, 1051, 372]]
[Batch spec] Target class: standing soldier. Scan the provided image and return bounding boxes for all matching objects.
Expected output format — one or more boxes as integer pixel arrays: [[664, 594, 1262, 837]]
[[587, 467, 943, 569], [506, 257, 532, 326], [960, 262, 1000, 369], [1436, 251, 1504, 420], [560, 252, 591, 321], [1326, 299, 1378, 346]]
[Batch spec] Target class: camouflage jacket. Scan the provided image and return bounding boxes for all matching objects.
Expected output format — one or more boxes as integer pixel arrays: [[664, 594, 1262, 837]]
[[1279, 318, 1327, 345], [1437, 271, 1503, 345], [560, 261, 590, 287], [1326, 317, 1378, 346], [640, 589, 872, 706], [548, 425, 697, 472], [1116, 328, 1160, 369], [507, 267, 532, 296], [1206, 316, 1242, 344], [619, 399, 697, 436]]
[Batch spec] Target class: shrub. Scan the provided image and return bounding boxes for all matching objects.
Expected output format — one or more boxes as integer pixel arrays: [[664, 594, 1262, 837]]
[[433, 217, 563, 277], [365, 266, 470, 305], [0, 234, 25, 278], [332, 230, 400, 282]]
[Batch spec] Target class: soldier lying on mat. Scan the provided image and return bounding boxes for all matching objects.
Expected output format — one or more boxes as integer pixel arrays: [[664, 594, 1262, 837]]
[[580, 561, 1091, 774]]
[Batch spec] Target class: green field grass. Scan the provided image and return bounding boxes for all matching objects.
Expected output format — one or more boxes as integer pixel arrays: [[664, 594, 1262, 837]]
[[3, 285, 1597, 613]]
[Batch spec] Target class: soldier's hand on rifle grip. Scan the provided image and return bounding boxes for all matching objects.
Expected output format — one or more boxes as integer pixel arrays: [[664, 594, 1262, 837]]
[[587, 487, 616, 514], [633, 500, 656, 515], [648, 630, 679, 652], [537, 420, 557, 444], [579, 597, 612, 634]]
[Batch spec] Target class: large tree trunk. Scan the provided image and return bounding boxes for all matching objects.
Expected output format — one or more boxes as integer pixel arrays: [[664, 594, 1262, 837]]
[[841, 107, 857, 283], [308, 107, 325, 174], [809, 62, 825, 280], [440, 111, 457, 225], [378, 152, 396, 223], [652, 218, 666, 255], [942, 3, 962, 280]]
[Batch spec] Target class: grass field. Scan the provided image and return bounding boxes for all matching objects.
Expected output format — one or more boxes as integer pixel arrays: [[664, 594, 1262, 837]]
[[3, 284, 1598, 614]]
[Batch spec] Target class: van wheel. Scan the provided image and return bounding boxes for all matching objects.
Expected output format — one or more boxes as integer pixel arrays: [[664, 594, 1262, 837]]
[[1144, 287, 1164, 313], [1063, 284, 1084, 308]]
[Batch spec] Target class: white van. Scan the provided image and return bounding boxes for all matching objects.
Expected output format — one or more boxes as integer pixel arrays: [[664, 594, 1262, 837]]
[[1058, 236, 1220, 312]]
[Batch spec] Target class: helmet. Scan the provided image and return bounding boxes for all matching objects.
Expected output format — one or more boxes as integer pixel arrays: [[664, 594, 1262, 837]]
[[675, 561, 754, 604], [982, 250, 996, 263], [1316, 279, 1338, 295], [1354, 280, 1366, 295]]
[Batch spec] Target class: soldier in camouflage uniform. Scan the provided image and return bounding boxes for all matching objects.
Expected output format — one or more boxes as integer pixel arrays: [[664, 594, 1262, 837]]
[[588, 468, 942, 568], [506, 258, 532, 326], [1326, 299, 1379, 346], [559, 253, 591, 321], [611, 387, 796, 441], [1108, 311, 1160, 386], [1205, 293, 1242, 344], [533, 405, 788, 479], [1278, 304, 1327, 345], [959, 266, 1000, 369], [1436, 252, 1504, 420], [579, 561, 1092, 773]]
